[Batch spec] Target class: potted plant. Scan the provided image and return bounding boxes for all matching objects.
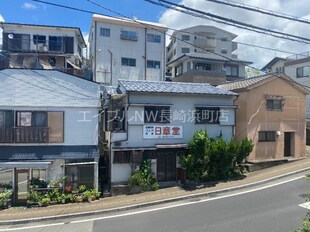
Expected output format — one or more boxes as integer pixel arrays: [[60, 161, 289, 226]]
[[74, 194, 83, 203], [83, 190, 93, 202], [39, 197, 51, 207], [27, 190, 41, 207], [78, 185, 87, 193], [91, 189, 101, 200], [0, 190, 12, 209], [58, 194, 69, 204]]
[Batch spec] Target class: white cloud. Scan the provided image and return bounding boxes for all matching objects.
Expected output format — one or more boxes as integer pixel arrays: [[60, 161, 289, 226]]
[[22, 2, 37, 10], [0, 14, 4, 23], [158, 0, 310, 69]]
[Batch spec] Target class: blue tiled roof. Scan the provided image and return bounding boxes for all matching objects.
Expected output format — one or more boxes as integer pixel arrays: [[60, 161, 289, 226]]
[[118, 79, 237, 96], [0, 69, 100, 107]]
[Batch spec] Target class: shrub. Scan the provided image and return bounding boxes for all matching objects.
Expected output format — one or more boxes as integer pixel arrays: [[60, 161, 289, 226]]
[[128, 160, 159, 191], [0, 189, 12, 207]]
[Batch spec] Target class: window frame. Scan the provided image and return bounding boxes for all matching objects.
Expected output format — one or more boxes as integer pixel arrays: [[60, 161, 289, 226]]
[[100, 27, 110, 37], [120, 30, 138, 41], [147, 33, 161, 43], [225, 64, 239, 77], [181, 47, 190, 54], [181, 34, 190, 41], [121, 57, 136, 67], [33, 35, 46, 44], [16, 111, 48, 127], [258, 131, 276, 142], [266, 99, 283, 111], [147, 60, 161, 69], [144, 106, 171, 124], [296, 66, 309, 78], [195, 107, 220, 124]]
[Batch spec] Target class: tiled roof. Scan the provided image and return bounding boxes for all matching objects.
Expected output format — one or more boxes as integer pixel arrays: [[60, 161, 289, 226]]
[[217, 73, 310, 95], [102, 85, 119, 95], [0, 69, 100, 107], [118, 79, 237, 96], [167, 52, 252, 66]]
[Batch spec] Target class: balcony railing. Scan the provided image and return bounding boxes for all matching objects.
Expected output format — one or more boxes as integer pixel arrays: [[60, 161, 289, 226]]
[[0, 127, 49, 143]]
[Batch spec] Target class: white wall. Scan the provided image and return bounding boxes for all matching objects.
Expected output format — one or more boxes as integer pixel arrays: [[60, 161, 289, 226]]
[[92, 21, 166, 85]]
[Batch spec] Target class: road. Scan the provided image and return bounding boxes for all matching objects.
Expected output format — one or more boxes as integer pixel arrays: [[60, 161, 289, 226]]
[[1, 177, 309, 232]]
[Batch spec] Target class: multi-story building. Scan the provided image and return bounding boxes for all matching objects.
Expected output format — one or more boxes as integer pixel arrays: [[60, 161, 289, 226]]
[[166, 25, 252, 85], [89, 14, 168, 85], [260, 57, 286, 74], [0, 69, 100, 204], [103, 79, 237, 188], [1, 22, 86, 77]]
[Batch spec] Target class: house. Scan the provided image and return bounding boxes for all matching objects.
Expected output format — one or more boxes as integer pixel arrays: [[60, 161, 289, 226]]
[[103, 79, 237, 187], [218, 73, 310, 162], [0, 69, 100, 204], [166, 25, 252, 85], [1, 22, 87, 77], [260, 57, 286, 73], [88, 14, 168, 85]]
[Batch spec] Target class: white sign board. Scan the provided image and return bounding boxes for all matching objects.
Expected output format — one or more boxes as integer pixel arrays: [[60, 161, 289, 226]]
[[143, 125, 183, 139]]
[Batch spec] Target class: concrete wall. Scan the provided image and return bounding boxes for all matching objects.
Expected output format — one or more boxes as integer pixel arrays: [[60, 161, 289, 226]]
[[234, 77, 306, 161]]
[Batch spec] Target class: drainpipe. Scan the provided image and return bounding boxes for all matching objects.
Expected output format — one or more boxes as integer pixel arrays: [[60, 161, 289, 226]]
[[108, 49, 112, 85], [144, 28, 147, 80], [94, 22, 97, 82], [233, 94, 239, 137]]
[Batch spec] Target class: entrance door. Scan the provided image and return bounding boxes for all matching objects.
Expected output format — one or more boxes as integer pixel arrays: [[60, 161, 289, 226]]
[[14, 169, 30, 204], [157, 151, 176, 182], [284, 132, 292, 157]]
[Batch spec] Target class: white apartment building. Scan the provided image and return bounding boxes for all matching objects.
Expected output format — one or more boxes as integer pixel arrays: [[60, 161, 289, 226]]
[[166, 25, 251, 85], [89, 14, 168, 85]]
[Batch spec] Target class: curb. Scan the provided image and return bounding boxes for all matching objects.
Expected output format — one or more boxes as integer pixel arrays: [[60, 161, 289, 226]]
[[0, 167, 310, 226]]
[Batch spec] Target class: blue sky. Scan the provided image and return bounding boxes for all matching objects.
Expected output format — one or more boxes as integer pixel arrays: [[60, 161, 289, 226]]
[[0, 0, 165, 34], [1, 0, 310, 68]]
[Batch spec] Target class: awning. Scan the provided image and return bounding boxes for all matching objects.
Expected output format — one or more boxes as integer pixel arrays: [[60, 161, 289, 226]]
[[112, 147, 157, 151], [0, 161, 51, 169], [156, 144, 188, 149]]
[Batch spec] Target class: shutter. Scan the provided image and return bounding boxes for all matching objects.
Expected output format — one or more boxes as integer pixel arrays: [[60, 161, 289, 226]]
[[48, 112, 64, 143]]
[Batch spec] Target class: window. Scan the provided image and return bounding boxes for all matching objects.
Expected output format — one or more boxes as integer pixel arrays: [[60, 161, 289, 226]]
[[266, 99, 283, 111], [147, 33, 161, 43], [113, 151, 131, 163], [225, 65, 239, 76], [195, 107, 220, 124], [221, 49, 228, 54], [17, 111, 47, 127], [33, 35, 46, 44], [5, 33, 30, 51], [65, 164, 94, 189], [121, 57, 136, 67], [297, 66, 309, 78], [221, 37, 228, 41], [100, 27, 110, 37], [49, 36, 63, 52], [195, 63, 211, 71], [258, 131, 276, 142], [0, 110, 13, 127], [144, 106, 170, 123], [147, 60, 160, 69], [276, 67, 284, 73], [120, 30, 138, 41], [175, 64, 183, 76], [181, 34, 190, 41], [181, 47, 190, 53]]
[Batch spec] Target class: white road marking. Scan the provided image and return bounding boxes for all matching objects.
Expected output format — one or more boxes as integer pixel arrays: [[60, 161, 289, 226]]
[[299, 202, 310, 210], [0, 175, 306, 232]]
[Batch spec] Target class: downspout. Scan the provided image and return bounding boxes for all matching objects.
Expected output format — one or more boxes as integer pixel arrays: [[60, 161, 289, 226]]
[[108, 49, 112, 85], [144, 28, 147, 80], [94, 22, 97, 82], [233, 94, 239, 137]]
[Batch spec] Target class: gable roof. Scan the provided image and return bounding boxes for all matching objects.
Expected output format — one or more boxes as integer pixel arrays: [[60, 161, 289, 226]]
[[217, 73, 310, 95], [167, 52, 252, 66], [261, 57, 286, 71], [0, 69, 100, 107], [118, 79, 237, 96]]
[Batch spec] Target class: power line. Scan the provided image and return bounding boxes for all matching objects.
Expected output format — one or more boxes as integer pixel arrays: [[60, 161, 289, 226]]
[[205, 0, 310, 25], [146, 0, 310, 44]]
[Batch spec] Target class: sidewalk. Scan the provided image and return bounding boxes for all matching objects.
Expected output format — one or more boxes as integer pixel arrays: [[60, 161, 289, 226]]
[[0, 157, 310, 224]]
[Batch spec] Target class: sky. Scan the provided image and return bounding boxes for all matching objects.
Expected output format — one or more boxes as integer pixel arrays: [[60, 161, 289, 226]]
[[0, 0, 310, 69]]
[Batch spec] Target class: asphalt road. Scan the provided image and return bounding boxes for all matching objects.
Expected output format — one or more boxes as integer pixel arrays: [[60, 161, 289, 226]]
[[1, 177, 309, 232]]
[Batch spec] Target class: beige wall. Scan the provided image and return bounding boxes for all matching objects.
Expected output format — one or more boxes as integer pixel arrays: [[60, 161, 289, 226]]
[[234, 77, 306, 161]]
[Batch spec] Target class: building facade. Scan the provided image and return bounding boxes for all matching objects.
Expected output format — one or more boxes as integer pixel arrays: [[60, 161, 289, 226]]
[[89, 14, 168, 85], [103, 80, 237, 185], [166, 25, 251, 85], [218, 73, 309, 162], [1, 22, 86, 77], [0, 69, 100, 204]]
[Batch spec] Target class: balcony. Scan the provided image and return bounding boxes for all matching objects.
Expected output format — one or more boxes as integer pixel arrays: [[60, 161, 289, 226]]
[[193, 38, 216, 49], [0, 127, 49, 143]]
